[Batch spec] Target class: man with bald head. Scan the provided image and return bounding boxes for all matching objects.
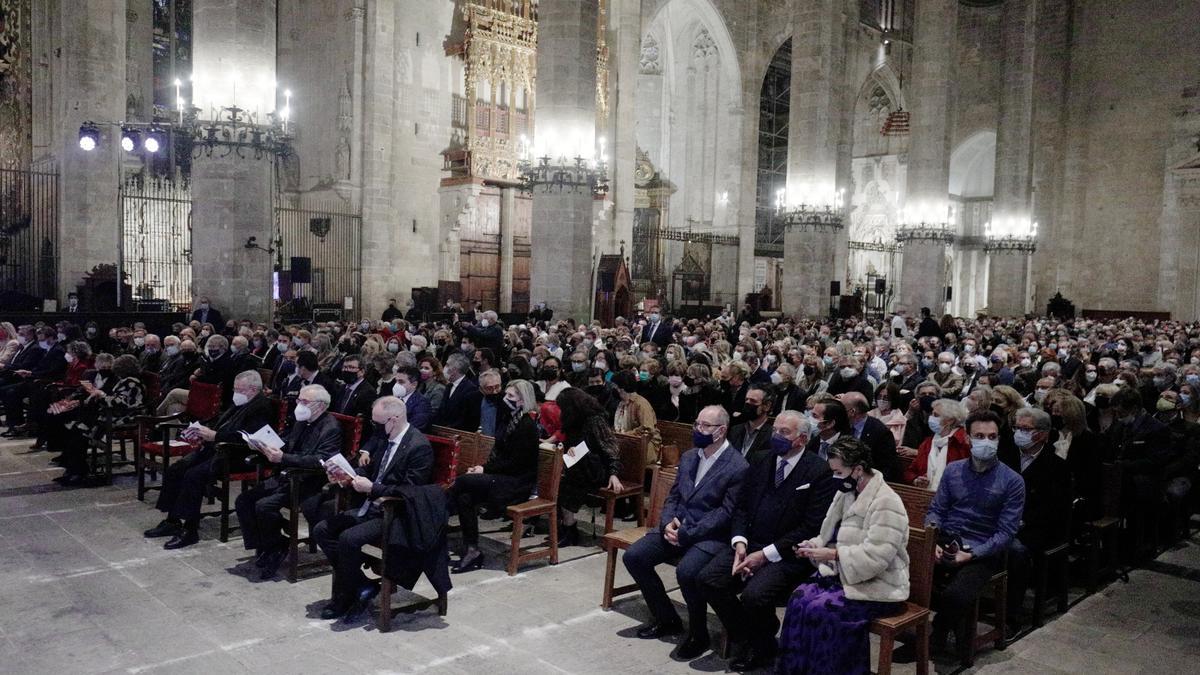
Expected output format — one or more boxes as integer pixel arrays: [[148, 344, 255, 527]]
[[698, 410, 835, 670], [837, 391, 900, 481]]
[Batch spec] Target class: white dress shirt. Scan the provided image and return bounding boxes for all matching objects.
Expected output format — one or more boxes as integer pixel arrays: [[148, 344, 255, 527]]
[[694, 439, 730, 485], [730, 450, 805, 562]]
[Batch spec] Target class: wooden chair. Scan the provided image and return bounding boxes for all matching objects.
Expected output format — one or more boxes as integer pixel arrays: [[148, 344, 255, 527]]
[[871, 525, 937, 675], [889, 482, 934, 526], [133, 380, 223, 501], [600, 465, 678, 609], [1031, 538, 1071, 628], [590, 431, 648, 534], [367, 434, 461, 631], [140, 370, 162, 409], [656, 420, 693, 455], [658, 443, 681, 468], [281, 412, 363, 580], [1082, 462, 1125, 592], [896, 453, 915, 478], [505, 446, 563, 575], [431, 425, 492, 475], [85, 401, 145, 484], [962, 555, 1008, 667]]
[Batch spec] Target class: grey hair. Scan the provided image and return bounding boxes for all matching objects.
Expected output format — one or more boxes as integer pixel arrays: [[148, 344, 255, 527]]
[[699, 404, 730, 428], [204, 334, 229, 350], [299, 384, 331, 406], [506, 379, 540, 416], [446, 353, 471, 376], [776, 410, 816, 438], [932, 398, 968, 426], [234, 370, 263, 390], [1014, 406, 1052, 431]]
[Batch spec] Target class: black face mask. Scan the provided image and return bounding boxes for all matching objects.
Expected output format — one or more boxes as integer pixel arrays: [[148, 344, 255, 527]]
[[1094, 395, 1111, 410], [337, 369, 359, 384], [585, 385, 607, 398], [742, 402, 763, 420], [540, 366, 559, 381], [803, 365, 816, 376], [919, 395, 936, 414], [340, 342, 358, 354], [836, 475, 857, 493], [485, 392, 504, 403], [98, 368, 113, 376], [1050, 414, 1065, 431]]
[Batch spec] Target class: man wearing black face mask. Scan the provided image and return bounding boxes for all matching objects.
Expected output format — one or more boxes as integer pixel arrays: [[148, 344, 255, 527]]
[[727, 384, 776, 465], [191, 334, 238, 407], [332, 355, 376, 427], [698, 411, 833, 670], [434, 353, 482, 431]]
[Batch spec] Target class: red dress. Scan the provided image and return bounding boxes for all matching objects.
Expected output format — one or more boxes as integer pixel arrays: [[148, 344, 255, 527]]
[[903, 426, 971, 484]]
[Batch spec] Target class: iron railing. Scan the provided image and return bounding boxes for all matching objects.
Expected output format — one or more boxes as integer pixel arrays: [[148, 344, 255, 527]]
[[120, 175, 193, 306], [0, 165, 59, 299], [274, 194, 362, 315]]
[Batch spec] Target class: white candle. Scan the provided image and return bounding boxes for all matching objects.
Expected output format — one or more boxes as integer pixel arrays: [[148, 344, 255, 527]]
[[174, 79, 183, 122]]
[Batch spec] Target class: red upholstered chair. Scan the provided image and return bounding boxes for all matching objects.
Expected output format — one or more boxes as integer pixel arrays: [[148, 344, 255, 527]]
[[425, 434, 461, 489], [134, 380, 223, 501]]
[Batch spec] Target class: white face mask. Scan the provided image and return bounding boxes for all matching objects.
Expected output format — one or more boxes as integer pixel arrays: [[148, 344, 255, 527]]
[[134, 337, 145, 347], [770, 372, 783, 385], [64, 353, 76, 364], [480, 319, 490, 328], [232, 392, 249, 407], [1085, 371, 1097, 382], [294, 403, 313, 421], [839, 367, 857, 379], [938, 362, 952, 374], [392, 381, 408, 399]]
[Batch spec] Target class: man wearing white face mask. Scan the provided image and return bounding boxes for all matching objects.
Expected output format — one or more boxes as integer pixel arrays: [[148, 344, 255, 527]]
[[467, 309, 504, 354], [390, 365, 432, 432], [145, 371, 275, 550], [234, 384, 343, 577], [931, 352, 964, 398]]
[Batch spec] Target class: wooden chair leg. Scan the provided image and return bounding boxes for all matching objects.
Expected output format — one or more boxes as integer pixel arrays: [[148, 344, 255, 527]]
[[507, 515, 523, 576], [377, 576, 393, 632], [876, 631, 894, 675], [915, 620, 930, 675], [635, 493, 645, 527], [995, 575, 1008, 650], [601, 547, 617, 609], [219, 474, 231, 543], [603, 497, 616, 534], [549, 513, 559, 565], [1056, 555, 1070, 614]]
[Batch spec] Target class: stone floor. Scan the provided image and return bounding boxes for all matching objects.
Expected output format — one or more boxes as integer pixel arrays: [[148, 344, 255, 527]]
[[2, 435, 1198, 674]]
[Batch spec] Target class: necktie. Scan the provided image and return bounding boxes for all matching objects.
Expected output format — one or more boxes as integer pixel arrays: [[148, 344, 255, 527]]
[[819, 440, 830, 459], [774, 458, 786, 487], [358, 438, 400, 517]]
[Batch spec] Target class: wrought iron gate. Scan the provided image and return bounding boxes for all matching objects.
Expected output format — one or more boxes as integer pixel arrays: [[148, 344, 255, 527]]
[[0, 165, 59, 299], [274, 194, 362, 314], [120, 175, 193, 307]]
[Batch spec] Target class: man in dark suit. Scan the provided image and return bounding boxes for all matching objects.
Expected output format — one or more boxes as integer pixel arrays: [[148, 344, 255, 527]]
[[1106, 387, 1172, 528], [190, 296, 224, 328], [806, 399, 852, 461], [434, 353, 481, 431], [0, 326, 46, 385], [838, 391, 901, 481], [159, 338, 201, 394], [723, 361, 751, 426], [1, 327, 64, 433], [391, 365, 433, 432], [624, 405, 750, 660], [699, 410, 835, 670], [313, 396, 434, 621], [283, 350, 339, 411], [467, 310, 504, 355], [1000, 407, 1071, 629], [235, 384, 344, 577], [641, 310, 674, 349], [727, 383, 776, 466], [194, 334, 241, 407], [331, 354, 376, 427], [144, 371, 276, 549]]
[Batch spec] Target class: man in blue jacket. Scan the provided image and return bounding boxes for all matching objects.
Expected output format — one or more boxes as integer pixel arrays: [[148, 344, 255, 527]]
[[624, 404, 749, 660]]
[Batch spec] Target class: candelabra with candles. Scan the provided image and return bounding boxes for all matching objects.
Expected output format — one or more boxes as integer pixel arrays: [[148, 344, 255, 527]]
[[983, 218, 1038, 254], [894, 203, 956, 245], [775, 187, 846, 232], [517, 134, 610, 195]]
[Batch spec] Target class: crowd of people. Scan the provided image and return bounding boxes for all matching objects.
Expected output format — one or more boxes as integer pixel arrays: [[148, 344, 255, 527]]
[[1, 298, 1197, 671]]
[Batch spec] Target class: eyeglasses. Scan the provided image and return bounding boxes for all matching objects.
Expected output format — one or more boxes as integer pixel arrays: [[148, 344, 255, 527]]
[[694, 421, 724, 432]]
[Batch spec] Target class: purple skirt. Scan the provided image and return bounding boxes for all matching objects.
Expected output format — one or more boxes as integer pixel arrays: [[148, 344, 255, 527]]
[[776, 577, 903, 675]]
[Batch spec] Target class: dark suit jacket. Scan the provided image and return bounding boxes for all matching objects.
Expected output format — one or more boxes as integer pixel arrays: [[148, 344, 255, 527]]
[[191, 307, 225, 327], [1106, 412, 1171, 478], [434, 376, 482, 431], [1000, 444, 1072, 550], [725, 380, 750, 425], [466, 323, 504, 355], [31, 343, 67, 380], [332, 378, 376, 423], [211, 394, 277, 445], [659, 444, 749, 553], [262, 344, 287, 370], [4, 342, 46, 373], [727, 420, 775, 466], [641, 321, 674, 349], [731, 450, 835, 563], [357, 426, 436, 507], [858, 415, 901, 482], [196, 353, 239, 405], [400, 391, 433, 432], [773, 384, 806, 416], [277, 411, 344, 471]]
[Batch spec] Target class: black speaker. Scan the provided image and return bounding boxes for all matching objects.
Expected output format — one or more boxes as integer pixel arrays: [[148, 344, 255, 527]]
[[829, 281, 841, 297], [875, 278, 887, 294], [290, 257, 311, 284], [945, 286, 953, 301]]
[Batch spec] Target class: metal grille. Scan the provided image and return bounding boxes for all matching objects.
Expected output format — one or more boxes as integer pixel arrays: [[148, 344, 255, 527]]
[[120, 175, 193, 306], [755, 38, 791, 257], [275, 194, 362, 315], [0, 165, 58, 298]]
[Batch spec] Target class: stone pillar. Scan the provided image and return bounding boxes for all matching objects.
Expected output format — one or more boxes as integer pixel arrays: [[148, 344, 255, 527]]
[[987, 0, 1036, 315], [904, 0, 957, 216], [56, 0, 127, 302], [607, 0, 639, 255], [360, 0, 399, 318], [897, 234, 951, 315], [498, 187, 516, 313], [986, 248, 1032, 316], [189, 0, 277, 322], [529, 0, 599, 321], [780, 0, 845, 318]]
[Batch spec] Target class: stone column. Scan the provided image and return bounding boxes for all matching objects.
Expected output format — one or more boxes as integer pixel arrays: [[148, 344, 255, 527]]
[[607, 0, 639, 255], [987, 0, 1036, 315], [360, 0, 399, 319], [898, 0, 957, 314], [55, 0, 127, 302], [529, 0, 599, 321], [189, 0, 277, 322], [498, 187, 516, 313], [781, 0, 845, 318]]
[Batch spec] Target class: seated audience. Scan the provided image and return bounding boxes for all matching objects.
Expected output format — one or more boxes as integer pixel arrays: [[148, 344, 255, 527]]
[[726, 382, 776, 465], [555, 388, 623, 545], [838, 391, 900, 481], [49, 354, 146, 486], [904, 398, 972, 490]]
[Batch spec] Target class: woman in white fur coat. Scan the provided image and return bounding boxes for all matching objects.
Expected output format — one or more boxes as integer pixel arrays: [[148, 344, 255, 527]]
[[776, 437, 910, 674]]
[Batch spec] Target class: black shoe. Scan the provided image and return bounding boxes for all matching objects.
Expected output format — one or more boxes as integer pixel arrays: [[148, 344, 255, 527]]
[[636, 619, 684, 639], [1, 426, 27, 438], [52, 473, 86, 486], [29, 439, 46, 450], [258, 549, 286, 580], [320, 598, 351, 620], [341, 583, 381, 624], [144, 520, 183, 538], [730, 644, 774, 671], [164, 529, 200, 550], [674, 633, 711, 660], [253, 549, 273, 568], [559, 523, 580, 547], [451, 549, 484, 574]]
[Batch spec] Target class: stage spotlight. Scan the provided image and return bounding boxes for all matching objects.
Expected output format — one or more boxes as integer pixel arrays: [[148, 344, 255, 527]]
[[120, 127, 139, 153], [78, 122, 100, 151], [143, 128, 163, 154]]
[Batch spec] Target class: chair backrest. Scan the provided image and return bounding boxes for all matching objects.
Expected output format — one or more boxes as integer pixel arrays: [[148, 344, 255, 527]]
[[907, 525, 937, 607], [186, 381, 224, 421], [657, 420, 693, 454], [647, 466, 679, 527], [140, 370, 161, 406], [330, 412, 363, 457], [614, 431, 648, 484], [257, 367, 274, 388], [426, 434, 461, 489], [270, 397, 288, 432], [896, 453, 915, 476], [432, 425, 493, 474], [536, 446, 565, 502], [889, 481, 934, 526], [658, 444, 681, 468], [1100, 461, 1122, 519]]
